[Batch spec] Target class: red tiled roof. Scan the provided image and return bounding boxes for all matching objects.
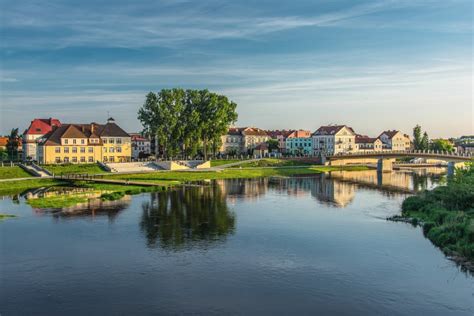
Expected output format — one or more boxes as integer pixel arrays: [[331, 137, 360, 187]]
[[24, 118, 61, 135], [265, 130, 295, 138], [0, 137, 7, 147], [287, 130, 311, 138], [226, 127, 269, 136], [313, 125, 355, 136], [355, 135, 378, 144]]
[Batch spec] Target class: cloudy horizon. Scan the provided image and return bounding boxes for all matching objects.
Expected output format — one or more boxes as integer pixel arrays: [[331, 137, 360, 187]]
[[1, 0, 472, 138]]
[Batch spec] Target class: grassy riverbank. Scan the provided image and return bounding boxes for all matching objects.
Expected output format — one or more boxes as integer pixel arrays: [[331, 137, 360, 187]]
[[0, 166, 31, 179], [43, 163, 106, 175], [106, 165, 369, 183], [0, 165, 369, 209], [394, 164, 474, 267]]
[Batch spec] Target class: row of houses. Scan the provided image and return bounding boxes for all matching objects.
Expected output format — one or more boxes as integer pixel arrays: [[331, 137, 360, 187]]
[[220, 125, 412, 156], [21, 118, 152, 163]]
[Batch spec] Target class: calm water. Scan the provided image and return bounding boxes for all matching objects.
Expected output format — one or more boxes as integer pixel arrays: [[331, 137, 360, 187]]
[[1, 169, 473, 315]]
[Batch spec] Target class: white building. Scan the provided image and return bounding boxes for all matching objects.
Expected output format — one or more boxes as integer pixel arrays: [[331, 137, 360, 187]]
[[130, 133, 151, 159], [312, 125, 356, 156], [378, 130, 411, 151]]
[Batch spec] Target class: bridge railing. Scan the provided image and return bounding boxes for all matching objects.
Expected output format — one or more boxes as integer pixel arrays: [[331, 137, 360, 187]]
[[328, 149, 471, 158]]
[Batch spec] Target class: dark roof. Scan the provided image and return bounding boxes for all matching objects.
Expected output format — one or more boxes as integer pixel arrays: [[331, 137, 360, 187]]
[[265, 130, 295, 138], [41, 121, 129, 146], [97, 122, 129, 137], [313, 125, 355, 136], [355, 135, 379, 144], [226, 127, 268, 137], [254, 143, 269, 150], [378, 130, 400, 139]]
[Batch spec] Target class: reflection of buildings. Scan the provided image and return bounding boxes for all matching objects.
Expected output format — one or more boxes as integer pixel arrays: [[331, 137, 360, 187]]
[[215, 178, 269, 202], [270, 177, 312, 197], [32, 195, 131, 222], [310, 174, 356, 207]]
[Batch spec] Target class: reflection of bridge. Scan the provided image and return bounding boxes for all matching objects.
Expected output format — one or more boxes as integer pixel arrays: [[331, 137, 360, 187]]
[[326, 150, 471, 175]]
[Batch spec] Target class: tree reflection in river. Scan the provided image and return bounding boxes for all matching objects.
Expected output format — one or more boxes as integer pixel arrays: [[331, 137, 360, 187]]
[[140, 185, 235, 250]]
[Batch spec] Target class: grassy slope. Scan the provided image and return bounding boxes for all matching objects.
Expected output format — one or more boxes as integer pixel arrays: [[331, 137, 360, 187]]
[[0, 166, 32, 179], [210, 159, 243, 167], [398, 164, 474, 262], [43, 163, 106, 175], [0, 179, 65, 196]]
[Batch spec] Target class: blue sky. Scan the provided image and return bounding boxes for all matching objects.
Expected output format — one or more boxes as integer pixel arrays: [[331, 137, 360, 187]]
[[0, 0, 472, 137]]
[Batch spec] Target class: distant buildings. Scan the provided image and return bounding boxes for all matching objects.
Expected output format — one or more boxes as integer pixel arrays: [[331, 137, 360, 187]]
[[22, 118, 61, 160], [286, 130, 312, 155], [355, 135, 383, 152], [455, 135, 474, 154], [378, 130, 411, 151], [36, 118, 131, 164], [220, 124, 413, 157], [220, 127, 270, 155], [130, 133, 152, 159], [312, 125, 356, 156]]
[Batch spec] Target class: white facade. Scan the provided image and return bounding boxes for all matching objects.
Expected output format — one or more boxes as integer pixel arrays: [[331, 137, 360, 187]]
[[312, 126, 356, 156], [132, 137, 151, 159]]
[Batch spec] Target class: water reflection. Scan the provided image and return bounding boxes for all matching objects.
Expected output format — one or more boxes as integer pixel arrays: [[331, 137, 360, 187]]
[[34, 196, 131, 223], [140, 185, 235, 250]]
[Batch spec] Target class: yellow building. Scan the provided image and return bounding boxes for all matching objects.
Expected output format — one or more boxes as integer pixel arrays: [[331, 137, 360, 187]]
[[37, 118, 131, 164]]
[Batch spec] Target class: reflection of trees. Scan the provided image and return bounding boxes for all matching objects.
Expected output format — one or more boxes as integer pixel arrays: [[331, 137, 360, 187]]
[[140, 185, 235, 250]]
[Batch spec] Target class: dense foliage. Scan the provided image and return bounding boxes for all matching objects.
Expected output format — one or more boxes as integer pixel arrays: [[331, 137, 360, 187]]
[[138, 89, 238, 160], [401, 164, 474, 261]]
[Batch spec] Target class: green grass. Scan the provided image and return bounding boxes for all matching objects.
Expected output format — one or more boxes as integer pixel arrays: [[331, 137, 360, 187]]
[[210, 159, 244, 167], [397, 164, 474, 264], [0, 179, 65, 196], [27, 195, 89, 208], [229, 158, 314, 168], [106, 165, 369, 184], [43, 163, 106, 175], [0, 166, 32, 179]]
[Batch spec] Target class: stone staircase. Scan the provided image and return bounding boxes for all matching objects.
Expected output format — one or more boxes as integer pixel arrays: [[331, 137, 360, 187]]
[[19, 163, 52, 177]]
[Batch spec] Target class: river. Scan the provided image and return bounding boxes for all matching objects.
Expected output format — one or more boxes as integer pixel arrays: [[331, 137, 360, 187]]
[[1, 169, 473, 315]]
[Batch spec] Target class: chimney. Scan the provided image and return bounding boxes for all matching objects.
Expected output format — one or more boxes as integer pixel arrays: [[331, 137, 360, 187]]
[[91, 124, 95, 134]]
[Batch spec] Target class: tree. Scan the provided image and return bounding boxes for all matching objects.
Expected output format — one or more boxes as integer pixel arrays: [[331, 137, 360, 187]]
[[138, 89, 238, 160], [413, 124, 422, 150], [421, 132, 429, 151], [267, 139, 279, 152], [430, 139, 454, 153], [6, 128, 20, 161]]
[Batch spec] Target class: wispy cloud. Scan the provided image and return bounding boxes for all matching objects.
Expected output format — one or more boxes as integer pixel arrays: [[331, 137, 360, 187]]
[[1, 0, 469, 49]]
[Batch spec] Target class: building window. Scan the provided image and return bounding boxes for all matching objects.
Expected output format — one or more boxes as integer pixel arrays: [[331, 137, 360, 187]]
[[116, 147, 122, 153], [104, 147, 107, 152], [80, 147, 85, 153], [88, 147, 93, 153], [73, 139, 77, 144], [116, 138, 122, 144], [103, 156, 108, 162], [109, 156, 115, 162], [64, 147, 69, 153], [80, 157, 85, 162], [55, 147, 60, 153], [72, 157, 77, 163], [81, 139, 85, 144], [88, 156, 94, 162], [64, 157, 69, 163], [109, 138, 115, 144], [103, 138, 107, 144], [55, 157, 61, 163], [109, 147, 115, 153], [64, 139, 68, 145], [72, 147, 77, 153]]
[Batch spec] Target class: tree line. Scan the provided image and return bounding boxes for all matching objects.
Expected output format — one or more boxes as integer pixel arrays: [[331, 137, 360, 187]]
[[138, 89, 238, 160], [413, 124, 454, 152]]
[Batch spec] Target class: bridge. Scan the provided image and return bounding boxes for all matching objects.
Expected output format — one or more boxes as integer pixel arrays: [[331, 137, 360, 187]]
[[325, 150, 472, 175]]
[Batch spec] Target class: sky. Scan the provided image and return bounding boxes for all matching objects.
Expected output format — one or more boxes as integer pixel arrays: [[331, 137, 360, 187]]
[[0, 0, 472, 138]]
